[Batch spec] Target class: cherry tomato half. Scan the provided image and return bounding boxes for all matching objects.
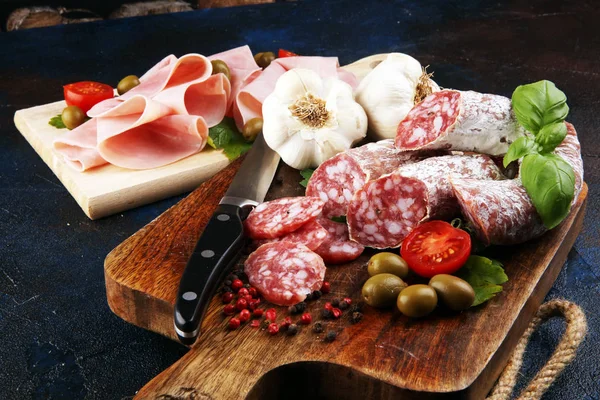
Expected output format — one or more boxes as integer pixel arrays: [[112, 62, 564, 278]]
[[63, 81, 114, 113], [278, 49, 298, 58], [400, 221, 471, 278]]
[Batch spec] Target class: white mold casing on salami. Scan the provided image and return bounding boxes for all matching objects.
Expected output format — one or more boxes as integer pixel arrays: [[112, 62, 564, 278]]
[[347, 154, 505, 249], [306, 139, 431, 218], [451, 122, 583, 245], [244, 241, 326, 306], [395, 90, 527, 156]]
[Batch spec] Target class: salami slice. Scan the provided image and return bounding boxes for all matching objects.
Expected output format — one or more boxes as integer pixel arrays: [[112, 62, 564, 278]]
[[314, 217, 364, 264], [244, 242, 326, 306], [395, 90, 526, 155], [244, 197, 324, 240], [252, 219, 328, 251], [306, 140, 431, 218], [347, 154, 505, 249], [452, 122, 584, 245]]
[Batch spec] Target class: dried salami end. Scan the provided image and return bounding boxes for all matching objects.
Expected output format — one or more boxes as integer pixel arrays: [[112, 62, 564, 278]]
[[451, 178, 546, 246], [347, 155, 505, 249], [395, 90, 525, 156], [307, 140, 426, 218], [244, 197, 324, 239], [252, 219, 328, 251], [244, 242, 326, 306], [314, 217, 364, 264]]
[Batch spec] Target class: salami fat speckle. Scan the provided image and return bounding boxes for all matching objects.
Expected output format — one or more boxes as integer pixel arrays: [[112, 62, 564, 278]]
[[314, 217, 365, 264], [252, 219, 328, 251], [452, 122, 584, 245], [395, 90, 526, 155], [244, 197, 324, 239], [244, 242, 326, 306], [347, 154, 505, 249], [306, 140, 432, 218]]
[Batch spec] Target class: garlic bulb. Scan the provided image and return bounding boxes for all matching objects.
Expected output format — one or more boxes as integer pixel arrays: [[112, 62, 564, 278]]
[[355, 53, 440, 141], [262, 68, 368, 170]]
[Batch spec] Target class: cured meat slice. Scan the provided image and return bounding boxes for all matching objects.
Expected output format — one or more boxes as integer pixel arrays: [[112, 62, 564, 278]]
[[306, 140, 426, 218], [244, 242, 326, 306], [52, 119, 107, 171], [314, 217, 364, 264], [347, 155, 505, 249], [252, 219, 328, 251], [244, 197, 325, 240], [395, 90, 526, 156], [452, 122, 584, 245]]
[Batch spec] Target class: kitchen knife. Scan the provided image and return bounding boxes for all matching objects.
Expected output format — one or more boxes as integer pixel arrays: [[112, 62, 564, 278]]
[[174, 133, 280, 345]]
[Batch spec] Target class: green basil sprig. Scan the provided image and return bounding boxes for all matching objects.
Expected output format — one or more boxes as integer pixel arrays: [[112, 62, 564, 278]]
[[505, 80, 575, 229]]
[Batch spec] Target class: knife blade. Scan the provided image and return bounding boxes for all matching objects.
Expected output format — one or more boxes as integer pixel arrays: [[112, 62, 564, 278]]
[[174, 133, 280, 345]]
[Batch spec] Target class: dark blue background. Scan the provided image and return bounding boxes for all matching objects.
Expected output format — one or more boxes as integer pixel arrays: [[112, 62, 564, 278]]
[[1, 0, 599, 398]]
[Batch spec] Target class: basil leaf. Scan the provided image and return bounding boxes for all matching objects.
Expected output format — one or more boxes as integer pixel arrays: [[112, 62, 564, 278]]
[[520, 153, 575, 229], [511, 80, 569, 134], [208, 117, 252, 160], [49, 114, 66, 129], [503, 136, 538, 167], [456, 255, 508, 306], [535, 122, 567, 154], [299, 168, 315, 188]]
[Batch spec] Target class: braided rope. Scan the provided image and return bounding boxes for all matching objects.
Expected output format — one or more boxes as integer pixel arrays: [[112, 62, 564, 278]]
[[487, 300, 587, 400]]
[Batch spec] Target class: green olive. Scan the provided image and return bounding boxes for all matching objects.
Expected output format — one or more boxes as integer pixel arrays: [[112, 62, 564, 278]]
[[253, 52, 264, 64], [397, 285, 438, 318], [242, 118, 263, 142], [211, 60, 231, 81], [429, 274, 475, 311], [256, 51, 276, 69], [367, 252, 409, 279], [117, 75, 140, 95], [362, 273, 407, 308], [61, 105, 86, 130]]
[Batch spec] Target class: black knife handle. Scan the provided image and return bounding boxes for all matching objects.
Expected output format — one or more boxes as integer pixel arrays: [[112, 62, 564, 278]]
[[174, 203, 247, 345]]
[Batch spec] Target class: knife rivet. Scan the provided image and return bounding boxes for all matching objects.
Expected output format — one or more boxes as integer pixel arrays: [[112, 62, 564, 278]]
[[201, 250, 215, 258], [182, 291, 197, 301], [217, 214, 230, 222]]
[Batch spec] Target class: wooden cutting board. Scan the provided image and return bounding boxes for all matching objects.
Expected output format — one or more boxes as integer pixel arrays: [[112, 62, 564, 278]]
[[104, 157, 588, 399], [12, 54, 386, 220]]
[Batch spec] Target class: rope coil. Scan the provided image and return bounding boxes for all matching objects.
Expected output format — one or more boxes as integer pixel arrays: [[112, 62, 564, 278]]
[[487, 299, 587, 400]]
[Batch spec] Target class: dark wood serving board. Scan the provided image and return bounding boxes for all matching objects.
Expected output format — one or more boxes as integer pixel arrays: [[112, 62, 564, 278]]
[[104, 155, 587, 399]]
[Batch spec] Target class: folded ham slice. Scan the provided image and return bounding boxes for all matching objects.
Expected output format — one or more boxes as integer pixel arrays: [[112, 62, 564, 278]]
[[54, 95, 208, 170]]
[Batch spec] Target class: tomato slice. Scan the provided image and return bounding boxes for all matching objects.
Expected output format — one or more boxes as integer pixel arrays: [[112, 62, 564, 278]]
[[400, 221, 471, 278], [278, 49, 298, 58], [63, 81, 114, 113]]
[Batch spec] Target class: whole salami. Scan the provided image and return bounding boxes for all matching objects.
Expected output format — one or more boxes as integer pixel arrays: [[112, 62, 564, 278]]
[[347, 154, 505, 249], [252, 219, 328, 251], [395, 90, 526, 155], [244, 197, 324, 239], [244, 242, 326, 306], [314, 217, 364, 264], [306, 139, 431, 218], [452, 122, 584, 246]]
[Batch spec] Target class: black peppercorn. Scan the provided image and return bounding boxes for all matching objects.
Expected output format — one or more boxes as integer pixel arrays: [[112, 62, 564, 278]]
[[305, 292, 314, 301], [287, 324, 299, 336], [295, 302, 307, 313], [230, 274, 238, 281], [339, 300, 350, 310], [312, 321, 324, 333], [350, 312, 363, 324], [288, 305, 297, 314], [332, 298, 340, 308], [224, 280, 232, 287], [325, 331, 337, 342], [221, 286, 233, 293], [321, 309, 333, 319], [312, 290, 322, 300]]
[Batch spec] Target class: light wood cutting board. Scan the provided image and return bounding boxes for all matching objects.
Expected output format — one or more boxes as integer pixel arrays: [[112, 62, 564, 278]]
[[12, 54, 387, 220]]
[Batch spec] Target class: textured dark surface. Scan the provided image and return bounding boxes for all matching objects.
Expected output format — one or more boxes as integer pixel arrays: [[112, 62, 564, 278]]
[[0, 0, 598, 399]]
